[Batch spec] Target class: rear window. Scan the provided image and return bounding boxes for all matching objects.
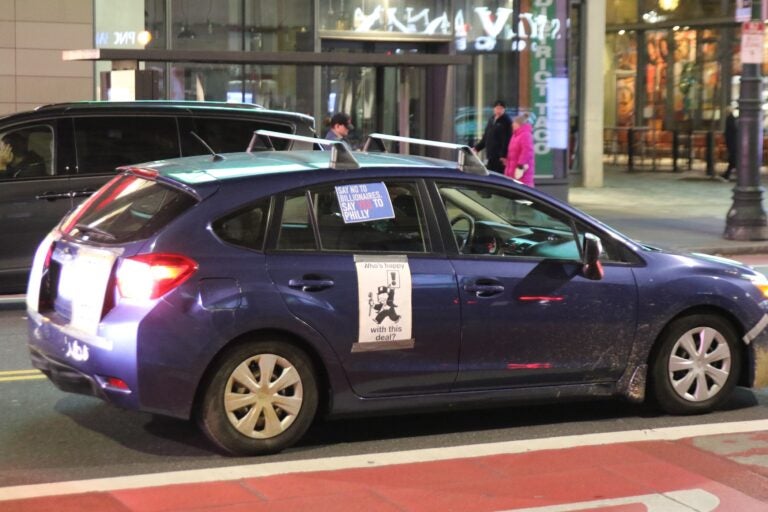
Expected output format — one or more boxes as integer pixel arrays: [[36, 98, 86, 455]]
[[63, 173, 197, 243]]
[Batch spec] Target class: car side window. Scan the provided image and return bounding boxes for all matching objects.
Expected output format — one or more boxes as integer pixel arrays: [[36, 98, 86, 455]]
[[437, 183, 581, 260], [74, 116, 180, 174], [275, 182, 427, 253], [0, 125, 54, 179], [315, 182, 427, 253], [276, 192, 317, 251], [212, 198, 271, 251]]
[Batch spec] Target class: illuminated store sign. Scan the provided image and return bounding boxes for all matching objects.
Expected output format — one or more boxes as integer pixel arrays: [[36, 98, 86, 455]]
[[95, 30, 151, 48], [343, 3, 560, 53], [456, 7, 561, 52], [352, 6, 450, 34], [529, 0, 560, 172]]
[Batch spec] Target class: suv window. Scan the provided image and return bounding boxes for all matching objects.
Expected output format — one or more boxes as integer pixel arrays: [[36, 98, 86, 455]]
[[0, 125, 53, 179], [212, 198, 270, 250], [64, 174, 197, 243], [276, 182, 427, 253], [74, 116, 180, 174], [188, 117, 293, 154]]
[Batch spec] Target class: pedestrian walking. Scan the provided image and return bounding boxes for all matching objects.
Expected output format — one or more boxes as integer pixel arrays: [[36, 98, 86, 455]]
[[503, 113, 535, 187], [473, 100, 511, 174], [721, 107, 737, 181]]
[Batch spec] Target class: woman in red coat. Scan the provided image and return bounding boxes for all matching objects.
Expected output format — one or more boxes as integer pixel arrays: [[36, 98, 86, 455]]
[[503, 114, 535, 187]]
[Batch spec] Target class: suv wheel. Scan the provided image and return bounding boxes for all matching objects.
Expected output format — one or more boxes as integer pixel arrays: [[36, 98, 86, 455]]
[[651, 314, 741, 415], [198, 340, 318, 455]]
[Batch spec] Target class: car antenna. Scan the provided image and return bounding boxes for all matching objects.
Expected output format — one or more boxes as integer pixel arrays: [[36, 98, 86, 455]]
[[190, 131, 224, 162]]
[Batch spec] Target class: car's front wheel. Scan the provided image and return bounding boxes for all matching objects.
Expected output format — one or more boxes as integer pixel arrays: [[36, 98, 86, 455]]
[[198, 340, 318, 455], [650, 314, 741, 415]]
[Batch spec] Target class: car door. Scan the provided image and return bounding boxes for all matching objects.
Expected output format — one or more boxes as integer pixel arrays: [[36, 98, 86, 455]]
[[432, 181, 639, 390], [265, 179, 461, 397], [0, 120, 72, 293]]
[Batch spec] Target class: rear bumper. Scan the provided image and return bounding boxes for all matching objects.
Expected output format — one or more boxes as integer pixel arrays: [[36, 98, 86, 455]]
[[29, 346, 105, 399], [27, 309, 140, 411]]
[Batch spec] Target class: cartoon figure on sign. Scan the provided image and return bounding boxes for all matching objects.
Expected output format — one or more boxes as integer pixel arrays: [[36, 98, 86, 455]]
[[369, 285, 400, 324]]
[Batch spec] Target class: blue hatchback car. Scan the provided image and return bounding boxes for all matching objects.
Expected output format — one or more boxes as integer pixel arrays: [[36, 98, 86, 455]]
[[26, 132, 768, 455]]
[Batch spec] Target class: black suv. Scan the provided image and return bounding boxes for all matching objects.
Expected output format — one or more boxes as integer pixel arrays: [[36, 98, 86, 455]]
[[0, 101, 316, 294]]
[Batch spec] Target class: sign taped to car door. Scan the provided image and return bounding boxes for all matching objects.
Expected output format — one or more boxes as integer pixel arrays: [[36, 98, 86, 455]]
[[352, 254, 414, 352]]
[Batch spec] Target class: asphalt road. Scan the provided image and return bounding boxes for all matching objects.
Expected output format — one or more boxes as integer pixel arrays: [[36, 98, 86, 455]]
[[1, 307, 768, 490]]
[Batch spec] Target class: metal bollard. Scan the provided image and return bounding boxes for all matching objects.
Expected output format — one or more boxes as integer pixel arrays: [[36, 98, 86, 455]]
[[688, 130, 693, 170], [706, 131, 714, 177], [628, 128, 634, 172], [673, 130, 679, 172]]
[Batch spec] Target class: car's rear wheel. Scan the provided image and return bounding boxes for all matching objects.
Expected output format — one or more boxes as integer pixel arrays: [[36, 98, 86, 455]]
[[198, 340, 318, 455], [650, 314, 741, 415]]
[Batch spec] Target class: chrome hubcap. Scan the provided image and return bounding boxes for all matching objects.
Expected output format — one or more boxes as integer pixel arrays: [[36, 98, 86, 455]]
[[668, 326, 731, 402], [224, 353, 303, 439]]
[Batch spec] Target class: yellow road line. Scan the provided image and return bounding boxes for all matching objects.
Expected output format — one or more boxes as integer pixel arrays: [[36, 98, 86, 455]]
[[0, 375, 47, 382], [0, 369, 45, 382]]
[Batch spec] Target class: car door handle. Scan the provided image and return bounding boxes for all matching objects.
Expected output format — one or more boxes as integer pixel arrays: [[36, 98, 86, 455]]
[[71, 189, 96, 198], [463, 279, 505, 297], [35, 191, 72, 201], [288, 278, 335, 292]]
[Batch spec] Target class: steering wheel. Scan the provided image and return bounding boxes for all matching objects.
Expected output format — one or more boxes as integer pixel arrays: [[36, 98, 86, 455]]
[[450, 213, 475, 252]]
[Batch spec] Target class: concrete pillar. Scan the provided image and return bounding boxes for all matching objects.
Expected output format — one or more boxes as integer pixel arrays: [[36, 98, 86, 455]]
[[578, 0, 606, 188]]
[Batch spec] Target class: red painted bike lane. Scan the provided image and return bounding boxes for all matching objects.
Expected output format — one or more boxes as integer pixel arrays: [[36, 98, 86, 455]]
[[3, 431, 768, 512]]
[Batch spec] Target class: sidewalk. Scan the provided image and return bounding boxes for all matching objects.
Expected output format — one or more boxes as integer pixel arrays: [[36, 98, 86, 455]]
[[3, 425, 768, 511], [568, 165, 768, 255]]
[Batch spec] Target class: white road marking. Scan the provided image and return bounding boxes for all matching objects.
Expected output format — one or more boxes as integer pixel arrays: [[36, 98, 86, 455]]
[[1, 419, 767, 502], [500, 489, 719, 512]]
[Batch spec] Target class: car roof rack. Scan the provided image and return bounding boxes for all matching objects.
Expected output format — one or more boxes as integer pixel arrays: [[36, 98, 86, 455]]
[[34, 100, 265, 112], [363, 133, 488, 176], [249, 129, 360, 170]]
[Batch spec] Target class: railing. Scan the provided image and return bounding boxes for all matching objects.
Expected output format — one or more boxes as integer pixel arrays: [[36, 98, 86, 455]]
[[603, 127, 734, 174]]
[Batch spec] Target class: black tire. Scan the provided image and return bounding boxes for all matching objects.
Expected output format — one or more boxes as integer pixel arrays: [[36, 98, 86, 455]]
[[650, 314, 741, 415], [197, 340, 318, 455]]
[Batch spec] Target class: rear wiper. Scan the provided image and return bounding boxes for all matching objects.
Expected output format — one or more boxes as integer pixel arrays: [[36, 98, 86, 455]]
[[74, 223, 116, 241]]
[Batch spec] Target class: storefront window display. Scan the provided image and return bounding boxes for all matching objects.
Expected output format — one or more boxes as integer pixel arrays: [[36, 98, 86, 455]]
[[672, 29, 696, 123], [644, 30, 668, 129], [606, 24, 736, 132], [611, 32, 637, 129]]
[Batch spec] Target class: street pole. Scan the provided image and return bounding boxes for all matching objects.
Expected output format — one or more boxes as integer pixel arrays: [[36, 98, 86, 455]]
[[724, 3, 768, 240]]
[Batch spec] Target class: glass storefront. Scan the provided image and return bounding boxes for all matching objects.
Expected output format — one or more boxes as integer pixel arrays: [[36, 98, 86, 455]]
[[93, 0, 572, 183], [603, 1, 768, 133]]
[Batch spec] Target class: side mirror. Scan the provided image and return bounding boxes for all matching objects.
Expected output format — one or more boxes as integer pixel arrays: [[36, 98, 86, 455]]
[[582, 233, 604, 281]]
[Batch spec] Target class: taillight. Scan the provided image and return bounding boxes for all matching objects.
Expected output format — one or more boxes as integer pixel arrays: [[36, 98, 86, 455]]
[[116, 253, 198, 300]]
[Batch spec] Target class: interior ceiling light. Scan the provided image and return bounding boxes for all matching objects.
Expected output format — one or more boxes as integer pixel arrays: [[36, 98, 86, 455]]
[[659, 0, 679, 11]]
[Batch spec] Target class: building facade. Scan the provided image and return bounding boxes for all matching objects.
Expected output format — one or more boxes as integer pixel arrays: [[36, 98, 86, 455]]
[[2, 1, 603, 197], [88, 0, 577, 197], [0, 0, 93, 115]]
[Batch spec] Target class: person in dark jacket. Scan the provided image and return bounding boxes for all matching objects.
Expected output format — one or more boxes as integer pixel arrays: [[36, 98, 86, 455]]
[[473, 100, 511, 174], [722, 107, 737, 180]]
